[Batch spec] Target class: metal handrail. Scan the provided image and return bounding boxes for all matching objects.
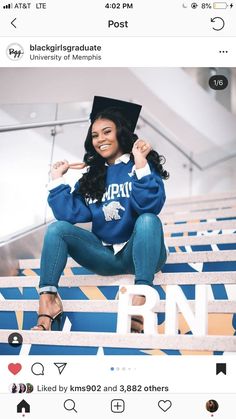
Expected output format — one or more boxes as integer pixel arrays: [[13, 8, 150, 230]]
[[140, 115, 236, 171], [0, 114, 203, 169], [1, 111, 234, 170], [140, 115, 202, 171], [0, 117, 89, 133]]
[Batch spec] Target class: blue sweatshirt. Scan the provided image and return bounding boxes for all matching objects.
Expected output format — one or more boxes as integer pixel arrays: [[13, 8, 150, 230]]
[[48, 156, 166, 245]]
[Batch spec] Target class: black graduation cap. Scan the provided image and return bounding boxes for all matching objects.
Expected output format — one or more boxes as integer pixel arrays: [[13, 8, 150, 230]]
[[90, 96, 142, 132]]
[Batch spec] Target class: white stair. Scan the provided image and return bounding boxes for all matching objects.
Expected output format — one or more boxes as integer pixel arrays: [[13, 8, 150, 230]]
[[0, 190, 236, 353]]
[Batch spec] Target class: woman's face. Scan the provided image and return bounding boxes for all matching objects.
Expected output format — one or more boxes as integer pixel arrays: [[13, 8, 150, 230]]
[[91, 118, 123, 164]]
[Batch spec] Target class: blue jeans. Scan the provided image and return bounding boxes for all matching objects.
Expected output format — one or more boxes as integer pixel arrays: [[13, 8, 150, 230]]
[[39, 213, 167, 292]]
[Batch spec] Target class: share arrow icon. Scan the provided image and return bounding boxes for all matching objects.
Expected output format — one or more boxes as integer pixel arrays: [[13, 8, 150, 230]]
[[54, 363, 67, 375]]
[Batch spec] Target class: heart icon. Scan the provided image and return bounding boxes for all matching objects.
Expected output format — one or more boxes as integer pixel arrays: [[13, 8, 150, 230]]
[[158, 400, 172, 412], [8, 363, 22, 375]]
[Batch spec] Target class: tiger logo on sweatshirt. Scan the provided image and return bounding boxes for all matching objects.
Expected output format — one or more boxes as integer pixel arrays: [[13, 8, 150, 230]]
[[102, 201, 125, 221]]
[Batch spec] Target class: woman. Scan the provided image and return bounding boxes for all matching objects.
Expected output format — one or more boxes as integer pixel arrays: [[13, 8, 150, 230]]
[[10, 383, 17, 393], [18, 383, 26, 393], [32, 96, 169, 333], [26, 383, 34, 393]]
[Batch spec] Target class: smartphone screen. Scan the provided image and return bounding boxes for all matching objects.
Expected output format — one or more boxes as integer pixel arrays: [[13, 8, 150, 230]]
[[0, 1, 235, 418]]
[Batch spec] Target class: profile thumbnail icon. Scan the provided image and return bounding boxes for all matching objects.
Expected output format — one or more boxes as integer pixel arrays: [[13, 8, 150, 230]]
[[206, 399, 219, 413]]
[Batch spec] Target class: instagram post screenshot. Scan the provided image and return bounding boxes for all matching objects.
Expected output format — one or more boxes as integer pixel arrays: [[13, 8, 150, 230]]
[[0, 1, 236, 418]]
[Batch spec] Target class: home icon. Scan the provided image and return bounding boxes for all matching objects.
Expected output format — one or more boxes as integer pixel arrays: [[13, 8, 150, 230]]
[[17, 399, 30, 414]]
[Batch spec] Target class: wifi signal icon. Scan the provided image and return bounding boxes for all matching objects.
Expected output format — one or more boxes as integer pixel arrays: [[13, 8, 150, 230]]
[[3, 3, 13, 8]]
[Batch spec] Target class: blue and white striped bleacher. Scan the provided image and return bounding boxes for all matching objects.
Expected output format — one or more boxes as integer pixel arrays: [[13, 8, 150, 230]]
[[0, 190, 236, 355]]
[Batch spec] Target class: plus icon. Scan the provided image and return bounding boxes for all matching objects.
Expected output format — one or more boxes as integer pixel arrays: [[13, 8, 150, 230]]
[[111, 399, 125, 413]]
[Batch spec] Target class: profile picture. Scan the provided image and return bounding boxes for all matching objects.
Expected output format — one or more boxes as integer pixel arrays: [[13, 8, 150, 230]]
[[9, 383, 17, 393], [18, 383, 26, 393], [206, 399, 219, 413], [26, 383, 34, 393]]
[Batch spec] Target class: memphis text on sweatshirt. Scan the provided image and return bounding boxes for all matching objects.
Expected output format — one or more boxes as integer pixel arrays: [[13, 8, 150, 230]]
[[48, 159, 166, 245]]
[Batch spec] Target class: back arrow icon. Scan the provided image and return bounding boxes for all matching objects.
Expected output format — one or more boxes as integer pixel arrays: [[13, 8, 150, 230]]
[[211, 17, 225, 31], [11, 18, 17, 28]]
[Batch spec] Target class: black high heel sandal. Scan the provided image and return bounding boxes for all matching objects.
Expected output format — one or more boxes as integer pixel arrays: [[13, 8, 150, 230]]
[[32, 291, 63, 331], [36, 312, 63, 331]]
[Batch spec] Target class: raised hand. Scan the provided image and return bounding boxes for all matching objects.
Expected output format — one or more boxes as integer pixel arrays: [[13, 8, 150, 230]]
[[51, 160, 87, 180], [51, 160, 70, 180], [132, 139, 152, 169]]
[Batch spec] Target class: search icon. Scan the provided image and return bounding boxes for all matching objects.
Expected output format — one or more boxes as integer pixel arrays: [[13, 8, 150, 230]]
[[64, 399, 78, 413], [31, 362, 44, 376]]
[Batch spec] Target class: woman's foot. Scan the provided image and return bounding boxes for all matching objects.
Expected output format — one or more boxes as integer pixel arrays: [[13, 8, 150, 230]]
[[131, 295, 145, 333], [31, 293, 63, 331]]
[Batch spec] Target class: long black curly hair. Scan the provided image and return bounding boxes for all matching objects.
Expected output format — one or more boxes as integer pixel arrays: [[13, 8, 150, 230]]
[[78, 108, 169, 202]]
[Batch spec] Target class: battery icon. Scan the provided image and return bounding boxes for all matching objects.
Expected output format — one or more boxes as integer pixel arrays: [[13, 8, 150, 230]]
[[213, 2, 228, 8]]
